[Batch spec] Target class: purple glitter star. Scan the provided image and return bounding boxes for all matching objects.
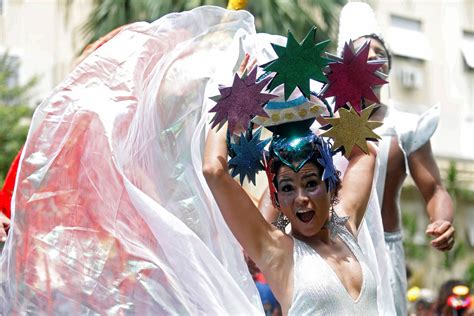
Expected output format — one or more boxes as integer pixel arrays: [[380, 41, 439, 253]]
[[209, 68, 276, 133]]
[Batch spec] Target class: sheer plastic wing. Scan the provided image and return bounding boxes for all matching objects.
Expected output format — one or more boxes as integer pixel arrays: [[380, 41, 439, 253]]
[[0, 6, 263, 314]]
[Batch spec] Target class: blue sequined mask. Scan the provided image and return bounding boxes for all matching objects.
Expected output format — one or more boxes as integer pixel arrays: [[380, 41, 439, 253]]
[[271, 133, 320, 172], [271, 132, 338, 192]]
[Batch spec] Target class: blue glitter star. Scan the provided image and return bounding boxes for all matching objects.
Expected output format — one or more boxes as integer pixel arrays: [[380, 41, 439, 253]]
[[317, 138, 338, 192], [228, 128, 270, 185]]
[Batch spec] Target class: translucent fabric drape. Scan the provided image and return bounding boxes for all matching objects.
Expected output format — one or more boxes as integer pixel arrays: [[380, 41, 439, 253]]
[[1, 6, 263, 315]]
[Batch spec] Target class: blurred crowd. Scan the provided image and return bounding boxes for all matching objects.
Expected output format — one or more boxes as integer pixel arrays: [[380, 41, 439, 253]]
[[407, 280, 473, 316]]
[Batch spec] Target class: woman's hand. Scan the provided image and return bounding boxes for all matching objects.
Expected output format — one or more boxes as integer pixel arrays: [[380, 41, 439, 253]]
[[238, 53, 257, 77]]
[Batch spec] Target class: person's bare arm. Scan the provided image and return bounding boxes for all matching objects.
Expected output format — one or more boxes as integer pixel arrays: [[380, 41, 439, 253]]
[[408, 141, 455, 251], [203, 53, 281, 263], [335, 143, 377, 234], [202, 125, 282, 264], [258, 187, 279, 223]]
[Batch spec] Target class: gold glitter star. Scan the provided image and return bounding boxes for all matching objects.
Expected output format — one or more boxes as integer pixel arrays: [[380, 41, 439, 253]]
[[321, 105, 382, 158]]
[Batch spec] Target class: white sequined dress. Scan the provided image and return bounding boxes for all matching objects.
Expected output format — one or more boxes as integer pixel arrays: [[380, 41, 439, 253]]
[[288, 225, 379, 315]]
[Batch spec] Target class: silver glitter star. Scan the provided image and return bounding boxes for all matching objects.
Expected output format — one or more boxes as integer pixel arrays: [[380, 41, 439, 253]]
[[324, 210, 350, 239], [273, 213, 290, 232]]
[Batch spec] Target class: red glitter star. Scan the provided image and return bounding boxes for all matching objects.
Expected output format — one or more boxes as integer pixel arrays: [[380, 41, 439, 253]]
[[321, 40, 388, 113]]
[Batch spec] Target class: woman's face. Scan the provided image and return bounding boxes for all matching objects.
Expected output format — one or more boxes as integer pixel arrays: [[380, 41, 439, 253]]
[[276, 162, 331, 238]]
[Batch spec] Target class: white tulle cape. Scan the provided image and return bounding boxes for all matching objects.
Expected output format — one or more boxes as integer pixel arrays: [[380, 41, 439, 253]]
[[1, 6, 263, 315]]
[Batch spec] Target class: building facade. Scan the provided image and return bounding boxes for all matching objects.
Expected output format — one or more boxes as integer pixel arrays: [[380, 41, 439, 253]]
[[372, 0, 474, 290], [0, 0, 92, 106], [374, 0, 473, 162]]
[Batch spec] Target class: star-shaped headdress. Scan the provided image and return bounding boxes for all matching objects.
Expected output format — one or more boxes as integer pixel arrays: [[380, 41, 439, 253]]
[[208, 27, 388, 194], [317, 138, 338, 192], [321, 40, 387, 113], [320, 105, 382, 158], [251, 95, 326, 128], [228, 128, 270, 185], [209, 67, 276, 134], [262, 27, 329, 100]]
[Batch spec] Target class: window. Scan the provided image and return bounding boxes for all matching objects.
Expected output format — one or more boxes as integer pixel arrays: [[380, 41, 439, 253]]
[[391, 15, 422, 31], [388, 15, 431, 60], [397, 66, 423, 89]]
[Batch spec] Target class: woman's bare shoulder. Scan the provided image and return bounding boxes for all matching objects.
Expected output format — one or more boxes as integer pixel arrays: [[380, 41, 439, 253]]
[[259, 230, 295, 311]]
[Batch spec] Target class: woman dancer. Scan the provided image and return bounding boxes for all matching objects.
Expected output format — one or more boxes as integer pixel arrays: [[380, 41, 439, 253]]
[[203, 122, 377, 315], [1, 5, 384, 313], [203, 101, 379, 313]]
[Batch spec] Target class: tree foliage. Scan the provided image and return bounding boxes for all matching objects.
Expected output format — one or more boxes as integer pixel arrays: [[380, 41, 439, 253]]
[[465, 261, 474, 290], [64, 0, 344, 53], [0, 54, 37, 106], [402, 209, 428, 260], [0, 53, 36, 183]]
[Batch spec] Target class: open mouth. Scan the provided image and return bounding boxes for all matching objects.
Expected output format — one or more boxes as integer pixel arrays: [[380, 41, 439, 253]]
[[296, 210, 315, 223]]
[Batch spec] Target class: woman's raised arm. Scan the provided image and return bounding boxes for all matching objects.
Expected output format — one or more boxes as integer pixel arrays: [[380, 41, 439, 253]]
[[202, 125, 280, 264], [335, 143, 377, 234]]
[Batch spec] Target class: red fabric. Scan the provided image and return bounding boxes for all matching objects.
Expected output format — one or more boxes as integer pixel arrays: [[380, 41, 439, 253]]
[[263, 154, 278, 208], [0, 28, 127, 220], [254, 272, 267, 284], [0, 147, 23, 219]]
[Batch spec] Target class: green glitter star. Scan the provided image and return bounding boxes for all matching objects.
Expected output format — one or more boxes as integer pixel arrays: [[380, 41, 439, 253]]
[[262, 27, 330, 100]]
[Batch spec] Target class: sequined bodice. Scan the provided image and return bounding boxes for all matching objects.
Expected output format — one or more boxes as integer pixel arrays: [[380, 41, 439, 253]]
[[288, 227, 378, 315]]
